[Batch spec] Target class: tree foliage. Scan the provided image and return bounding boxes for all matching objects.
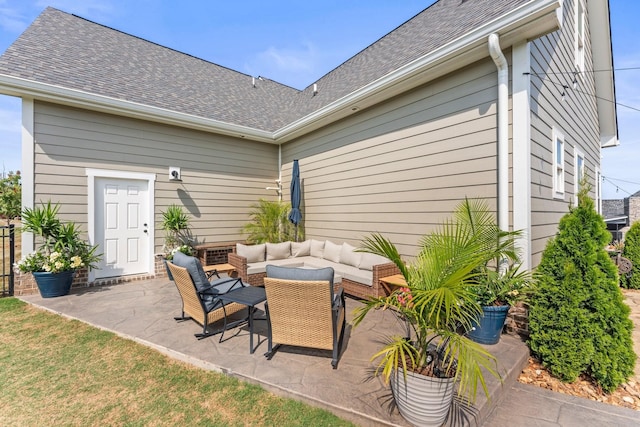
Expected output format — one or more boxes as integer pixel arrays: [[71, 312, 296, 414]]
[[0, 171, 21, 225], [528, 187, 635, 392], [622, 221, 640, 289]]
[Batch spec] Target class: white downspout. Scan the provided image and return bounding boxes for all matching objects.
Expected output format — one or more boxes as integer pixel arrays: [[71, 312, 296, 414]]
[[489, 33, 509, 235], [277, 145, 282, 202]]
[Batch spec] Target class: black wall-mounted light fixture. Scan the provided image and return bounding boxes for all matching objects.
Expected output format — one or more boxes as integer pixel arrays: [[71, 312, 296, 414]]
[[169, 167, 181, 181]]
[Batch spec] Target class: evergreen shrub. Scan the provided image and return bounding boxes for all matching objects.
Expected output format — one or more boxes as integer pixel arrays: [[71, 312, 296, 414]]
[[622, 221, 640, 289], [528, 188, 635, 392]]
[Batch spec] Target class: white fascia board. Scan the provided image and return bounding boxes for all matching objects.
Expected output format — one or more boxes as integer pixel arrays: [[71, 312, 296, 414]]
[[587, 0, 618, 148], [0, 74, 276, 144], [274, 0, 562, 142]]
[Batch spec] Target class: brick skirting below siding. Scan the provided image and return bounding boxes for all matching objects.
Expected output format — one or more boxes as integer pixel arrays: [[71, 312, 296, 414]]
[[13, 266, 159, 296]]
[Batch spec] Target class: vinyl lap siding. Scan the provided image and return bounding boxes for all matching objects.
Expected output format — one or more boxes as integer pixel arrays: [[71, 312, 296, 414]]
[[282, 59, 501, 258], [529, 0, 600, 266], [33, 102, 279, 252]]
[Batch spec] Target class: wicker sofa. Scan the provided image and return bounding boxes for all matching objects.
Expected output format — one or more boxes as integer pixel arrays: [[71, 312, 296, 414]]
[[227, 239, 401, 299]]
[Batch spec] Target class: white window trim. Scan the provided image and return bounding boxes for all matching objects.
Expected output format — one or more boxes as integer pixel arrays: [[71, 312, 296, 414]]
[[574, 0, 586, 72], [552, 127, 565, 199], [574, 147, 585, 205]]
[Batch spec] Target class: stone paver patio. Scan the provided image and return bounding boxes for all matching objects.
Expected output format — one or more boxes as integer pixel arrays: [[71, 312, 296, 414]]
[[19, 277, 528, 427]]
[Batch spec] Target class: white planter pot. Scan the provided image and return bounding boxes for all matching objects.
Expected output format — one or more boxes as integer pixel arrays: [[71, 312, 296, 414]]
[[391, 368, 455, 427]]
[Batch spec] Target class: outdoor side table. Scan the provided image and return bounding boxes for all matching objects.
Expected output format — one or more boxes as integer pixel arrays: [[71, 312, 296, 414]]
[[379, 274, 407, 295], [218, 285, 267, 354], [203, 263, 237, 278]]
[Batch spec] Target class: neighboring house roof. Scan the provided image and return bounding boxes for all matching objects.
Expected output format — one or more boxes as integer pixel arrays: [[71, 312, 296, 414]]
[[0, 1, 565, 142], [602, 199, 626, 219]]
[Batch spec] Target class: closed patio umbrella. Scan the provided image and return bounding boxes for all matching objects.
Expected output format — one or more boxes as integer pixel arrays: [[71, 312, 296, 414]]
[[288, 159, 302, 241]]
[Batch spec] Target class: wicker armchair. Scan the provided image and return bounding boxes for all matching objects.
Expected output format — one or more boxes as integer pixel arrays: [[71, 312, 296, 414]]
[[167, 252, 247, 340], [263, 265, 346, 368]]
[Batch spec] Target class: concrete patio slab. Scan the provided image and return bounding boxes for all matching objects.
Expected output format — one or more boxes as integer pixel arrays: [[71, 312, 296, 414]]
[[19, 277, 532, 426]]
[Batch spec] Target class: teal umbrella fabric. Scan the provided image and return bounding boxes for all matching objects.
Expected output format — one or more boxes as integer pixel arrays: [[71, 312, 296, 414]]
[[288, 159, 302, 241]]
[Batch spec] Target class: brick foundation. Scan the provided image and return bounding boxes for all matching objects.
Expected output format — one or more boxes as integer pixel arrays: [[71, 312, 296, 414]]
[[13, 265, 159, 296], [505, 302, 529, 339]]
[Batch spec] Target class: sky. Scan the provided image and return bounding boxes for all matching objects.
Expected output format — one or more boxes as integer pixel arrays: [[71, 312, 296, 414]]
[[0, 0, 638, 200]]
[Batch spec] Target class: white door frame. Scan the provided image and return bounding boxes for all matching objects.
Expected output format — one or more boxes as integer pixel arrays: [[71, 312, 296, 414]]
[[86, 169, 156, 282]]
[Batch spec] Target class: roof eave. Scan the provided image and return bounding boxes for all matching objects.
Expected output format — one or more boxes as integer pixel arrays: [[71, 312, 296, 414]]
[[274, 0, 562, 143], [0, 74, 276, 143], [587, 0, 618, 148], [0, 0, 563, 145]]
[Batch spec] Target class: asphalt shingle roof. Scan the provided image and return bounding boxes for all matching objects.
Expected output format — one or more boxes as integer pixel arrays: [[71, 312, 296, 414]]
[[0, 0, 532, 132]]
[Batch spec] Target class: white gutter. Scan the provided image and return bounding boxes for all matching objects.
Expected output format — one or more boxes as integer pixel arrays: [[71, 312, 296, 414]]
[[488, 33, 509, 235], [0, 74, 276, 143]]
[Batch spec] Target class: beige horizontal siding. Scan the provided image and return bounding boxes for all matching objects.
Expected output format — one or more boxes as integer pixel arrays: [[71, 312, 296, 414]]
[[529, 0, 601, 265], [281, 58, 503, 258], [33, 102, 279, 252]]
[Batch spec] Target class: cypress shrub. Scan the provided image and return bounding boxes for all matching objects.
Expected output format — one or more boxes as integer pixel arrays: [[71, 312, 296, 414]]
[[529, 188, 635, 392], [622, 221, 640, 289]]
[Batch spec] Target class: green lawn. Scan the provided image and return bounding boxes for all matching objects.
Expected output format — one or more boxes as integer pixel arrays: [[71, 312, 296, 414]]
[[0, 298, 354, 426]]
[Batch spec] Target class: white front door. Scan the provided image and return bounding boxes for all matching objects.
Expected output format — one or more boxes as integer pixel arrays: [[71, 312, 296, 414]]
[[95, 178, 150, 278]]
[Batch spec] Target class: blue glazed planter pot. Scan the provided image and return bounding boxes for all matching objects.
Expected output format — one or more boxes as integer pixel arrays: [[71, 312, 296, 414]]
[[467, 305, 510, 345], [32, 270, 75, 298]]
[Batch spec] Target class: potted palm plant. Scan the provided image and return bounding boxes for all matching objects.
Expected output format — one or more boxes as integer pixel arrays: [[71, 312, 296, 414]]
[[17, 201, 101, 297], [353, 199, 506, 426], [453, 199, 531, 344], [241, 199, 298, 243]]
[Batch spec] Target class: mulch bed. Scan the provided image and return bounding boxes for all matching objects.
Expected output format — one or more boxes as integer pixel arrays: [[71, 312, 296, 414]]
[[518, 356, 640, 411]]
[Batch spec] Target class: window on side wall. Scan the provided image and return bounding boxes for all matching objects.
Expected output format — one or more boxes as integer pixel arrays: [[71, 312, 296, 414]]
[[574, 147, 585, 204], [575, 0, 586, 72], [552, 128, 565, 198]]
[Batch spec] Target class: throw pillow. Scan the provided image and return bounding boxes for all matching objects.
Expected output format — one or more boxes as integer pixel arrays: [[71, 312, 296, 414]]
[[266, 242, 291, 260], [236, 243, 266, 263], [358, 252, 391, 271], [310, 239, 325, 258], [291, 240, 311, 257], [171, 251, 209, 291], [323, 240, 342, 263], [340, 242, 362, 268]]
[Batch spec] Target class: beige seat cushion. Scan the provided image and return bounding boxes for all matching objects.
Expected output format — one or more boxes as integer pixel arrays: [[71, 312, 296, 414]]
[[237, 243, 266, 263], [266, 242, 291, 260], [291, 240, 311, 257], [323, 240, 342, 263]]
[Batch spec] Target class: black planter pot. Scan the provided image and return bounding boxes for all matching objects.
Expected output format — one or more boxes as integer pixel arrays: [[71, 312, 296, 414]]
[[164, 258, 174, 281], [467, 304, 510, 345], [32, 270, 75, 298]]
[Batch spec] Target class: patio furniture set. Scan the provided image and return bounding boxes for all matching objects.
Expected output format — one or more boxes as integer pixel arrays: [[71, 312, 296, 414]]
[[166, 249, 346, 368], [228, 239, 401, 299]]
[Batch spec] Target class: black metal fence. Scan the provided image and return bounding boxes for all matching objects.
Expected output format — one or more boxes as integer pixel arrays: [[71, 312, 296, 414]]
[[1, 224, 15, 296]]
